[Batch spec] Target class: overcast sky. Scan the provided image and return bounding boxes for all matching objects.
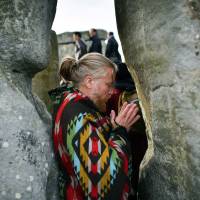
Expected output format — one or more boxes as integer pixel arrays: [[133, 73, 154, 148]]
[[52, 0, 124, 60]]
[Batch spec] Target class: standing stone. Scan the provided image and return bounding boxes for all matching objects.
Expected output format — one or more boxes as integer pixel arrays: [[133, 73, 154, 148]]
[[115, 0, 200, 199], [0, 0, 58, 200], [32, 31, 59, 111]]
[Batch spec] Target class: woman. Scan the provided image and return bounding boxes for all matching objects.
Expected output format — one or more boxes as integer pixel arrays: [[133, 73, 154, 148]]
[[49, 53, 140, 200]]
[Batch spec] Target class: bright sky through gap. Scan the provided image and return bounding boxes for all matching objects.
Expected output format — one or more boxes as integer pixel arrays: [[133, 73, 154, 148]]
[[52, 0, 124, 61]]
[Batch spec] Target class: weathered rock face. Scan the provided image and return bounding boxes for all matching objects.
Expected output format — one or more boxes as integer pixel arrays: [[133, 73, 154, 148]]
[[115, 0, 200, 199], [57, 30, 107, 63], [32, 31, 59, 111], [0, 0, 58, 200]]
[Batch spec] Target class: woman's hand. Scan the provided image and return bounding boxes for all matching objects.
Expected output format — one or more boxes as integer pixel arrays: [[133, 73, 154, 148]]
[[110, 102, 140, 132]]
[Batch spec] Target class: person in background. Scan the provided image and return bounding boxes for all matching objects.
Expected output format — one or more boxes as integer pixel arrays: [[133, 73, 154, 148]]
[[105, 32, 122, 65], [73, 32, 87, 59], [88, 28, 102, 53], [49, 53, 140, 200]]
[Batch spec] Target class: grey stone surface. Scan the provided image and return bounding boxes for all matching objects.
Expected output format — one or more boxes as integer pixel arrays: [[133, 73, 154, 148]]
[[32, 31, 59, 111], [57, 30, 107, 64], [115, 0, 200, 199], [0, 0, 58, 200]]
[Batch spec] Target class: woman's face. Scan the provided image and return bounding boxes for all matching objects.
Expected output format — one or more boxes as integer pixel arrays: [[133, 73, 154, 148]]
[[90, 67, 115, 110]]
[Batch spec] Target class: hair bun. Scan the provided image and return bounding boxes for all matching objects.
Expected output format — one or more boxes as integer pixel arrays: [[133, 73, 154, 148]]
[[59, 56, 77, 82], [71, 60, 78, 70]]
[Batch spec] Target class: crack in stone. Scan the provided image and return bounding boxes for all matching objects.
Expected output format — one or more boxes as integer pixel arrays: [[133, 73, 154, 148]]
[[152, 83, 175, 91]]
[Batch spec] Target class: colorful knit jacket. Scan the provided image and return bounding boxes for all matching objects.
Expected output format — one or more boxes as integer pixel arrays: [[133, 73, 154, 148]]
[[49, 83, 132, 200]]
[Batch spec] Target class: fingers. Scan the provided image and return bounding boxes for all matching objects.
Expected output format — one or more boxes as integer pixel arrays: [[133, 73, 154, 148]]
[[119, 101, 128, 113], [110, 110, 117, 128], [125, 105, 139, 121], [110, 110, 116, 121], [115, 103, 140, 131], [119, 103, 138, 119], [124, 105, 140, 126]]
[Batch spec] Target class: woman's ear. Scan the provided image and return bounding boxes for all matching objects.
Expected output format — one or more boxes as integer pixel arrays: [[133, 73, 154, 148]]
[[84, 75, 93, 89]]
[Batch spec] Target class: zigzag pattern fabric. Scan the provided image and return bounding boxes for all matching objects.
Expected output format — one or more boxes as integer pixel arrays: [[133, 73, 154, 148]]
[[50, 84, 132, 200]]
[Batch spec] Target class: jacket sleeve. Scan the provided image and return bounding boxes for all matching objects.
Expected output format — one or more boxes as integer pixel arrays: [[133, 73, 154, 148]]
[[65, 112, 132, 199], [78, 41, 87, 59], [89, 39, 102, 53]]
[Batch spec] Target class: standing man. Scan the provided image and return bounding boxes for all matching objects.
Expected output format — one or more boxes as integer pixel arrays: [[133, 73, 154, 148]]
[[73, 32, 87, 59], [105, 32, 122, 65], [88, 28, 102, 53]]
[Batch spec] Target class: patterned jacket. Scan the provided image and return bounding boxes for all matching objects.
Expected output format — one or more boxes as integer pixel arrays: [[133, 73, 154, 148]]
[[49, 83, 132, 200]]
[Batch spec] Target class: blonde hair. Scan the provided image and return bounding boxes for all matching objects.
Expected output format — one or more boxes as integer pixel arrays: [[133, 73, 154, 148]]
[[59, 53, 118, 87]]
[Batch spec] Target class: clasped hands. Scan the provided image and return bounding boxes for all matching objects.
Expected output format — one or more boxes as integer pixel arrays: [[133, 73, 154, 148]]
[[110, 102, 140, 132]]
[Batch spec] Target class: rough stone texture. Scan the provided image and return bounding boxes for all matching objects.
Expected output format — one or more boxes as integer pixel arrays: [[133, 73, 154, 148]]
[[32, 31, 59, 111], [0, 0, 58, 200], [115, 0, 200, 199], [57, 30, 107, 64]]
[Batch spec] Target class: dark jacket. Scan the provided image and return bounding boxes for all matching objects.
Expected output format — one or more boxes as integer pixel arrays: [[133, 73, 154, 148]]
[[88, 35, 102, 53], [105, 36, 122, 65], [75, 39, 87, 59]]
